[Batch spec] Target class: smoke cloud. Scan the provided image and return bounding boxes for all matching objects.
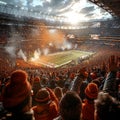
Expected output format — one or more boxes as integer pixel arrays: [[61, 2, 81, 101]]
[[17, 49, 27, 62], [4, 26, 23, 64], [5, 46, 16, 58]]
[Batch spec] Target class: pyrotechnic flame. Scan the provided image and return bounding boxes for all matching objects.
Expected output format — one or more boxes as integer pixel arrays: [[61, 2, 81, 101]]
[[30, 50, 41, 61]]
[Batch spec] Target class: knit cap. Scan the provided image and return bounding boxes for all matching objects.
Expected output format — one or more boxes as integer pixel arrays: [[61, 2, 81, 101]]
[[85, 83, 98, 99], [35, 88, 51, 104], [3, 69, 31, 109]]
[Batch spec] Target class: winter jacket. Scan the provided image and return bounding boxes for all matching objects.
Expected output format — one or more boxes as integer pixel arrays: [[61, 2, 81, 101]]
[[81, 99, 95, 120], [32, 101, 58, 120], [103, 71, 118, 98]]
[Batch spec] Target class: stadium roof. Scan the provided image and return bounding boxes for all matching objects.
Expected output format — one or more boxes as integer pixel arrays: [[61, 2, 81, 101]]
[[0, 0, 120, 24], [89, 0, 120, 17], [0, 0, 120, 23]]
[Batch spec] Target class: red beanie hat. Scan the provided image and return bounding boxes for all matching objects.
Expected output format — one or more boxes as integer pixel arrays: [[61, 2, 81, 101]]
[[3, 69, 31, 108], [85, 83, 98, 99], [34, 76, 40, 82], [70, 73, 75, 79], [35, 88, 51, 104]]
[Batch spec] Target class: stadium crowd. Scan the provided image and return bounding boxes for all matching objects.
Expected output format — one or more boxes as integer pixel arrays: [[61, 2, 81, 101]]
[[0, 42, 120, 120]]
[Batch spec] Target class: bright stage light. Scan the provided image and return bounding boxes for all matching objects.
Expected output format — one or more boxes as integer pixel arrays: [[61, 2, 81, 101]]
[[67, 12, 80, 24], [64, 11, 87, 25]]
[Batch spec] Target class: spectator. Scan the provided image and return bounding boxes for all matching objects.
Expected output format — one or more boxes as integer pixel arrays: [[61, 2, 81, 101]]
[[32, 87, 59, 120], [54, 86, 63, 101], [81, 83, 99, 120], [32, 76, 42, 106], [2, 69, 34, 120], [54, 91, 82, 120], [70, 67, 89, 101], [102, 55, 119, 99], [79, 71, 89, 101], [70, 67, 88, 95], [91, 78, 101, 88], [94, 91, 120, 120], [62, 82, 70, 95]]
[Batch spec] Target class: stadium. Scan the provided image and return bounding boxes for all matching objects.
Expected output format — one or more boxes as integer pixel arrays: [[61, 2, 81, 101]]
[[0, 0, 120, 120], [0, 1, 120, 69]]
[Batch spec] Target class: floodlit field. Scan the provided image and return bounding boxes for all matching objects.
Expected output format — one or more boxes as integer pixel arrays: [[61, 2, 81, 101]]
[[30, 50, 94, 68]]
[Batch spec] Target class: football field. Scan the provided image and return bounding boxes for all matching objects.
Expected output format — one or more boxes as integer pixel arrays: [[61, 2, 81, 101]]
[[29, 50, 94, 68]]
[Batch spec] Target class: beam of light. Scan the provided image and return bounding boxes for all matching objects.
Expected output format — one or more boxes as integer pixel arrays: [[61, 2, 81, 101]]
[[64, 11, 87, 24], [59, 0, 89, 24], [65, 12, 80, 24]]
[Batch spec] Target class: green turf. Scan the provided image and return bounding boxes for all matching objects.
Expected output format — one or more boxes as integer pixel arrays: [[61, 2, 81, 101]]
[[36, 50, 94, 68]]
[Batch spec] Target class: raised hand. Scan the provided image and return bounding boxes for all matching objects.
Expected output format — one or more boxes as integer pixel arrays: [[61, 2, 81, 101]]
[[108, 55, 118, 72]]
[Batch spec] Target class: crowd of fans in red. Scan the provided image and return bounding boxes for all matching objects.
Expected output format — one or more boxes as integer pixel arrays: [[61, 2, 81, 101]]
[[0, 44, 120, 120]]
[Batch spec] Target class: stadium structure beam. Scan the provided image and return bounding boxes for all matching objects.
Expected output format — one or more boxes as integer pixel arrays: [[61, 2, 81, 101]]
[[89, 0, 120, 17], [0, 4, 64, 22]]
